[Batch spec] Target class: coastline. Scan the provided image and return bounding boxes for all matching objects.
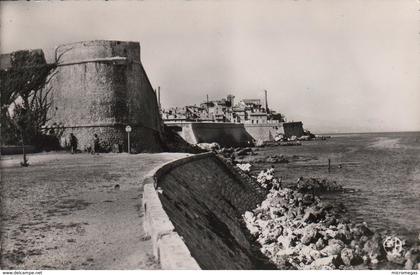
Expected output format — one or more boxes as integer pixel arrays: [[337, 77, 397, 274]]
[[1, 132, 419, 270], [215, 132, 420, 269], [238, 132, 420, 243]]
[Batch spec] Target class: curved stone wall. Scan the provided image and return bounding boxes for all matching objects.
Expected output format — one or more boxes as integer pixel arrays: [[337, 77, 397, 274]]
[[48, 40, 162, 152], [144, 153, 274, 269], [56, 40, 141, 64]]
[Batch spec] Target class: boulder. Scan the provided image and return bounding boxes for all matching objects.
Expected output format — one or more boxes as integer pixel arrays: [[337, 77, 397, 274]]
[[321, 239, 345, 256], [301, 225, 319, 245], [246, 224, 260, 236], [269, 207, 284, 219], [197, 142, 220, 151], [316, 238, 326, 250], [261, 242, 281, 258], [337, 223, 346, 230], [302, 194, 315, 206], [269, 196, 288, 208], [310, 255, 340, 269], [303, 207, 324, 223], [324, 216, 338, 227], [352, 223, 374, 238], [404, 259, 415, 270], [340, 247, 363, 266], [259, 224, 283, 244], [349, 240, 358, 248], [363, 234, 385, 262], [277, 235, 293, 250], [340, 248, 354, 266], [273, 254, 291, 268], [244, 211, 255, 222], [257, 219, 269, 229], [336, 229, 353, 244], [359, 235, 369, 246], [386, 253, 406, 265], [404, 248, 420, 270], [275, 247, 296, 257], [260, 199, 271, 210], [329, 239, 345, 247], [324, 229, 338, 239], [300, 244, 322, 260]]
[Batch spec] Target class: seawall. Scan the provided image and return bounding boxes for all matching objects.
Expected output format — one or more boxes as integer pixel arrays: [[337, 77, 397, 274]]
[[143, 153, 274, 269], [283, 122, 305, 138], [165, 122, 254, 147], [244, 123, 283, 142]]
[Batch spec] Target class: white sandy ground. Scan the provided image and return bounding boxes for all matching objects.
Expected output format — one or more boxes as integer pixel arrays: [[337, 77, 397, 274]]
[[0, 152, 189, 269]]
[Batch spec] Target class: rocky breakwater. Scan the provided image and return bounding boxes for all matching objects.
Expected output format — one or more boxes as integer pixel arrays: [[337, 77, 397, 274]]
[[237, 166, 420, 270], [216, 146, 289, 164]]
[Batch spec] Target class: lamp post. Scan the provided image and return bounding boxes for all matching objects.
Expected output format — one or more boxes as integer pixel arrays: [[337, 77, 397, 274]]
[[125, 125, 132, 153], [20, 131, 29, 167]]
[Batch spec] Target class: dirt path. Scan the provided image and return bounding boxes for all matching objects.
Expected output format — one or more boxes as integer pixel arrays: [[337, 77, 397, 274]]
[[0, 152, 189, 269]]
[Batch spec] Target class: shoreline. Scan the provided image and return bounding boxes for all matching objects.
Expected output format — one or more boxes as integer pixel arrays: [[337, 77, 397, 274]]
[[231, 133, 420, 242], [234, 159, 420, 270], [1, 136, 419, 270], [216, 138, 420, 270]]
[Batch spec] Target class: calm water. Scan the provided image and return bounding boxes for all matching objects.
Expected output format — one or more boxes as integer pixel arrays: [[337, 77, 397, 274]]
[[252, 131, 420, 243]]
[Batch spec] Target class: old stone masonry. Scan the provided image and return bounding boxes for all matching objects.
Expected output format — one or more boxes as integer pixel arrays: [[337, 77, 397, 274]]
[[2, 40, 163, 152]]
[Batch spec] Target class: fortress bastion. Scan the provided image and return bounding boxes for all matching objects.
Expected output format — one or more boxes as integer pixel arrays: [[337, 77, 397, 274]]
[[47, 40, 162, 152]]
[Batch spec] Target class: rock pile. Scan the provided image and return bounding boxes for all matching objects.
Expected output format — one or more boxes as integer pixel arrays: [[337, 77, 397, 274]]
[[252, 155, 289, 164], [295, 177, 343, 193], [196, 142, 220, 151], [236, 163, 252, 173], [256, 168, 281, 189], [243, 169, 420, 270], [217, 147, 257, 160]]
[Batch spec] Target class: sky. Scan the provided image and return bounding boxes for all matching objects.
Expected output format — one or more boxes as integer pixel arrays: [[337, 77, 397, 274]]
[[1, 0, 419, 133]]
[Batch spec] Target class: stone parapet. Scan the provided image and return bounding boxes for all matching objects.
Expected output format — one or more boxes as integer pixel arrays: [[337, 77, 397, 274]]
[[142, 155, 204, 269], [142, 152, 272, 270]]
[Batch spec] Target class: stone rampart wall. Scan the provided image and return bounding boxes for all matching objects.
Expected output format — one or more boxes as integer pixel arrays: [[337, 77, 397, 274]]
[[47, 40, 162, 152], [283, 122, 305, 138], [244, 123, 284, 142]]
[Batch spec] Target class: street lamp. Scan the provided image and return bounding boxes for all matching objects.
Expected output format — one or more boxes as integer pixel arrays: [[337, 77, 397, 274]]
[[125, 125, 132, 153]]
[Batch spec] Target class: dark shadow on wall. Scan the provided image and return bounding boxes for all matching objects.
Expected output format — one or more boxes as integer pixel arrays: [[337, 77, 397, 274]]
[[192, 123, 255, 147], [156, 155, 276, 269], [159, 125, 204, 154]]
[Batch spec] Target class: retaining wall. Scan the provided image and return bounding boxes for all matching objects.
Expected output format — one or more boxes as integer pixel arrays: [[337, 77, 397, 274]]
[[143, 153, 274, 269], [244, 123, 284, 142], [165, 122, 254, 147], [283, 122, 305, 138]]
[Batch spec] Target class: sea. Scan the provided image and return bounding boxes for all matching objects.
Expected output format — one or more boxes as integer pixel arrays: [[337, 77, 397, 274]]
[[250, 131, 420, 244]]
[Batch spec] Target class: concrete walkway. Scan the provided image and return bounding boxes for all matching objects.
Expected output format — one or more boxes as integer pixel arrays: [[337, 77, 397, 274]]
[[0, 152, 189, 269]]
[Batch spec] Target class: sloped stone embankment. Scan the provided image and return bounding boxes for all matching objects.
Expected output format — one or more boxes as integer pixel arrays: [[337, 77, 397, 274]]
[[143, 153, 275, 269]]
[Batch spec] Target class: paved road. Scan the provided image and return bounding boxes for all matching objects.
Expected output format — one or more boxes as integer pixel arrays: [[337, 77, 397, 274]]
[[0, 152, 189, 269]]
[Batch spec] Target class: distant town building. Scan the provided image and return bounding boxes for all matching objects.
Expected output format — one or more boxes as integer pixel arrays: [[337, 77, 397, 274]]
[[162, 95, 285, 125]]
